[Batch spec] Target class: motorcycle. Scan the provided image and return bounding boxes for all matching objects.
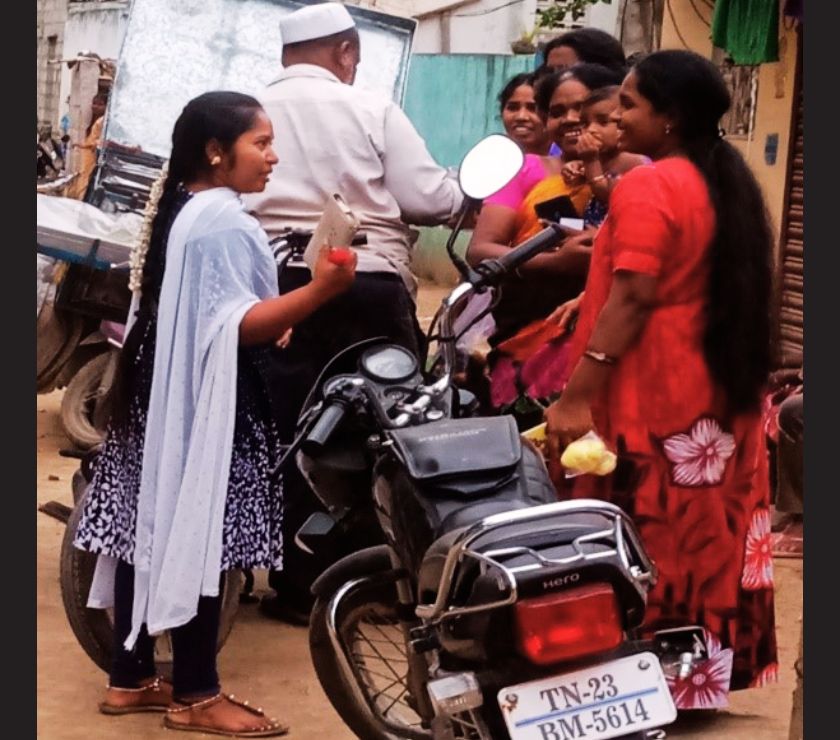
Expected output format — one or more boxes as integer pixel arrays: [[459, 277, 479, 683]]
[[37, 260, 130, 450], [41, 445, 243, 678], [37, 191, 143, 450], [285, 135, 706, 740]]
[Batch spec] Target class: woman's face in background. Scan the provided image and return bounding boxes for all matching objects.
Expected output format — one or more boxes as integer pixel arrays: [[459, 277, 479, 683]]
[[545, 78, 591, 157], [501, 84, 549, 154], [546, 44, 580, 72]]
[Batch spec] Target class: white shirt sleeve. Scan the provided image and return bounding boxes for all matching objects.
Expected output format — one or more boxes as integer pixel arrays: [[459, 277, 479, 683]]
[[381, 103, 464, 225]]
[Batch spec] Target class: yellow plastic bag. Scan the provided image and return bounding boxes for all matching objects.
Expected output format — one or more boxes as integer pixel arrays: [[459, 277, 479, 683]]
[[521, 426, 616, 477], [561, 431, 616, 477]]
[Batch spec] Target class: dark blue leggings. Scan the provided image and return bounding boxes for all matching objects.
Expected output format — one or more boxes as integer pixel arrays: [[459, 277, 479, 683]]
[[110, 560, 222, 701]]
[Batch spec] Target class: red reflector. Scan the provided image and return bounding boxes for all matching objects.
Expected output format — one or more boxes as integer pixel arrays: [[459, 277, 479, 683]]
[[514, 583, 623, 665]]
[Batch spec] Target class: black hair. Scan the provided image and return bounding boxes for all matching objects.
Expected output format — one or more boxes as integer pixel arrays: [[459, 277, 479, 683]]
[[542, 28, 626, 74], [583, 85, 620, 107], [142, 91, 263, 303], [634, 50, 774, 413], [626, 51, 647, 67], [535, 63, 625, 114], [110, 91, 263, 425], [498, 72, 538, 113]]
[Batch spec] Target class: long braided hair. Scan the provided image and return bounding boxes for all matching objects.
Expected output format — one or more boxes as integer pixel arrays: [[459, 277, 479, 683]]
[[110, 91, 264, 426]]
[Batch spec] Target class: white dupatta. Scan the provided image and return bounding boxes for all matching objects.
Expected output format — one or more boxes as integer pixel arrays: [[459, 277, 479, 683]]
[[87, 187, 278, 648]]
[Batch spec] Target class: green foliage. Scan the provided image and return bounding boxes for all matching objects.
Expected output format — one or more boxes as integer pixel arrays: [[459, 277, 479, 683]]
[[536, 0, 611, 30]]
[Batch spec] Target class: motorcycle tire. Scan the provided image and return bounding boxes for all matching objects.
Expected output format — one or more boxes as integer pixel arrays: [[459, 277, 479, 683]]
[[310, 576, 430, 740], [37, 304, 85, 393], [59, 351, 113, 450], [59, 492, 242, 676]]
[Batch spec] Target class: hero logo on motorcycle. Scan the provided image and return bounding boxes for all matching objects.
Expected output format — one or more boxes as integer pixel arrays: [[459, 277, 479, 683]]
[[497, 652, 676, 740], [542, 571, 580, 591]]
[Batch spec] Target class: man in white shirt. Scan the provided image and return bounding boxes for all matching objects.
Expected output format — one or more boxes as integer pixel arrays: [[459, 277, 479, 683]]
[[246, 15, 462, 296], [246, 2, 463, 623]]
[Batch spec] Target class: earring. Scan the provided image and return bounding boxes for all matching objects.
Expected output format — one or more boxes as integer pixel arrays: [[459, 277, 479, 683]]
[[664, 124, 672, 135], [210, 155, 221, 166]]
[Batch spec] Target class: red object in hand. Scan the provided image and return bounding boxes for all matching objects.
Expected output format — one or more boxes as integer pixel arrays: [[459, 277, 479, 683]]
[[328, 247, 354, 266]]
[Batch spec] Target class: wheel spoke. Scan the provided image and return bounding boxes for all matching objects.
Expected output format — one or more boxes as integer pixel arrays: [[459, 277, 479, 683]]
[[380, 686, 410, 716], [353, 628, 405, 684], [353, 666, 407, 685], [351, 652, 409, 664], [368, 620, 407, 653], [335, 589, 428, 734]]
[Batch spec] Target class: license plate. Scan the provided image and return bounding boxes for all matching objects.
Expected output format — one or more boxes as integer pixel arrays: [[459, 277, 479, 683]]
[[497, 652, 676, 740]]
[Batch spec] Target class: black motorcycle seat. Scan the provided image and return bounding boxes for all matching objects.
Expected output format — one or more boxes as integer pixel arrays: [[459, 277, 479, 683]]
[[437, 499, 533, 536]]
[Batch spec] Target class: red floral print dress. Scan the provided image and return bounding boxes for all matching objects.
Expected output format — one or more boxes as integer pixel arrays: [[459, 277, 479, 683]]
[[561, 158, 777, 702]]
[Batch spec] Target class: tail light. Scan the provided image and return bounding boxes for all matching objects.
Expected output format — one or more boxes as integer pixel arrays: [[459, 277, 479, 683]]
[[514, 583, 623, 665]]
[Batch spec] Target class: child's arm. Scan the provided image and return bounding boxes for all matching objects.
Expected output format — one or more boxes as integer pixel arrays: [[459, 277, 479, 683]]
[[583, 158, 612, 204], [584, 152, 649, 204], [576, 131, 612, 204]]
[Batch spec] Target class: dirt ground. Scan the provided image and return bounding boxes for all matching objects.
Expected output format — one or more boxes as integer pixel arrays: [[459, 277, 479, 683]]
[[37, 282, 802, 739]]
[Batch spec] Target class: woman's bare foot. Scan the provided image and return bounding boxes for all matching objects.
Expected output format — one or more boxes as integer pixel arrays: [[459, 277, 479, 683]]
[[164, 693, 289, 737], [99, 676, 173, 714]]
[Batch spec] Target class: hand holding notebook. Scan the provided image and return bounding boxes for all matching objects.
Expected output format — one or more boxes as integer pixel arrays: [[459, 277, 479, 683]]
[[303, 193, 359, 273]]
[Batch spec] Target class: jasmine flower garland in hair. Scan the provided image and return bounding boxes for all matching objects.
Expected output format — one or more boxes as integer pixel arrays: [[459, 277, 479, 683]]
[[128, 161, 169, 292]]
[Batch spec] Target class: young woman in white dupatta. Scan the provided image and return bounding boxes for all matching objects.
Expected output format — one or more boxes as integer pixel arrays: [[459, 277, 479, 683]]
[[73, 92, 356, 737]]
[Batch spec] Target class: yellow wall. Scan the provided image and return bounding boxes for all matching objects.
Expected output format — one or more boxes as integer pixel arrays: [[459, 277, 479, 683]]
[[660, 1, 800, 245]]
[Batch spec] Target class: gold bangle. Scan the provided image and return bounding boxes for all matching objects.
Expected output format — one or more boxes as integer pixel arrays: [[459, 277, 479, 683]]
[[583, 348, 618, 365]]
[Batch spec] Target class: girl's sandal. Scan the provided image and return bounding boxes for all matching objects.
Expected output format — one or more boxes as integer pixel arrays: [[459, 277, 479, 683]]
[[99, 676, 174, 715], [163, 693, 290, 737]]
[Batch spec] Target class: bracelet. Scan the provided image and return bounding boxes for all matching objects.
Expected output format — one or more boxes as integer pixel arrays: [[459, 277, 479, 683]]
[[590, 174, 608, 183], [583, 348, 618, 365]]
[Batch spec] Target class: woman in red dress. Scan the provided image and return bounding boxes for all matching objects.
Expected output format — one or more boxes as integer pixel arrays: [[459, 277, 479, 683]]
[[544, 50, 777, 705]]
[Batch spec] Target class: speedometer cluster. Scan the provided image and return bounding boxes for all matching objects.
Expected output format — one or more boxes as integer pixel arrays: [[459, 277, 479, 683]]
[[360, 346, 419, 383]]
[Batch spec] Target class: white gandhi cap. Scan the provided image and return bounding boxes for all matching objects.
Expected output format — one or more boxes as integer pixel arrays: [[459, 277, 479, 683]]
[[279, 2, 356, 45]]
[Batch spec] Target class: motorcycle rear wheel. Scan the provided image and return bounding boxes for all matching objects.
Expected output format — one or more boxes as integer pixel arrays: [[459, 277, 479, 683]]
[[59, 351, 114, 450], [59, 492, 242, 676], [310, 576, 433, 740]]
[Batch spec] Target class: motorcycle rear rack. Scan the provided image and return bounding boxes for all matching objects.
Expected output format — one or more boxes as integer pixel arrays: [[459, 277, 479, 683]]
[[415, 499, 656, 624]]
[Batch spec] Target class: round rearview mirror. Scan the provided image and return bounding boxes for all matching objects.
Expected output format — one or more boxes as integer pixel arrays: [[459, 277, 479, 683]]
[[458, 134, 525, 201]]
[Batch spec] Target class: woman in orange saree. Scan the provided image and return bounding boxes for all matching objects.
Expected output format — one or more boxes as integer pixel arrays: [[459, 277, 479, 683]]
[[467, 64, 623, 424]]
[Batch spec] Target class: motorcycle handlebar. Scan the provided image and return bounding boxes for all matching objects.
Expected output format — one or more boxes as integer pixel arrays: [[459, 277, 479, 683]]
[[300, 401, 347, 457], [496, 223, 565, 273]]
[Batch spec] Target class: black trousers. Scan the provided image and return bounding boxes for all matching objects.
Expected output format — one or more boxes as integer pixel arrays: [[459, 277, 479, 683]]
[[110, 560, 222, 700], [776, 393, 803, 515], [264, 268, 425, 603]]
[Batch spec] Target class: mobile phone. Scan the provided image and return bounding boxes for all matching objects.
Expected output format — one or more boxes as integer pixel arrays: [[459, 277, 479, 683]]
[[559, 217, 585, 231], [534, 194, 579, 223]]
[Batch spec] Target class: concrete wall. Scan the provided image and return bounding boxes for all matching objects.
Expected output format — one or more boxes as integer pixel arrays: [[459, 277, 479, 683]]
[[660, 1, 800, 245], [36, 0, 69, 130], [58, 1, 130, 123], [404, 54, 534, 166], [359, 0, 623, 55], [359, 0, 538, 54]]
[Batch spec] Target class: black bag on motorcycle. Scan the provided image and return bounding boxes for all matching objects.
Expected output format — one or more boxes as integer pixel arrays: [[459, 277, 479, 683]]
[[373, 417, 557, 583]]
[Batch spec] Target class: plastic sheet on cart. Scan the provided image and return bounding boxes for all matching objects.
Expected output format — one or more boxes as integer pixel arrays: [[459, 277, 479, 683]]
[[36, 194, 142, 266]]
